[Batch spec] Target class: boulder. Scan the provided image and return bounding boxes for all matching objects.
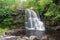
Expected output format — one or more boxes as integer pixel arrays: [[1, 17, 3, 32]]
[[55, 26, 60, 31], [29, 36, 40, 40], [22, 36, 29, 40]]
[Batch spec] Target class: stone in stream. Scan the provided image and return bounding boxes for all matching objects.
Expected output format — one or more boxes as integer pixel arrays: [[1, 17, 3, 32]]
[[22, 36, 29, 40], [41, 36, 47, 40], [29, 36, 40, 40]]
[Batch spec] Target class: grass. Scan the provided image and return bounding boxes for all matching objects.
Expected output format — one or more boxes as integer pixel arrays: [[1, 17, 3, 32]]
[[0, 28, 9, 35]]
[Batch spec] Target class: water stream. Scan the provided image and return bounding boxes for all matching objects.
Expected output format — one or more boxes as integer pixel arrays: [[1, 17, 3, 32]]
[[25, 9, 45, 37]]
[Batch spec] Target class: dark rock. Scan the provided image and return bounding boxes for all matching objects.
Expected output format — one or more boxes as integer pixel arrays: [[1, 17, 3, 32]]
[[55, 26, 60, 31], [5, 28, 26, 36]]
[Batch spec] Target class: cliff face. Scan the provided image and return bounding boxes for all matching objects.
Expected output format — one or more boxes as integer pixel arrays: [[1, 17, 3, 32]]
[[13, 8, 25, 28]]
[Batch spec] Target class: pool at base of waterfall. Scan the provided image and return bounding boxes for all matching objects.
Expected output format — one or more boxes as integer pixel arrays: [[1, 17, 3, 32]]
[[25, 27, 45, 31], [26, 30, 45, 38]]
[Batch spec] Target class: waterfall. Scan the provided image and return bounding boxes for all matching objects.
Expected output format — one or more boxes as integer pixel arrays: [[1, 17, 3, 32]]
[[25, 9, 45, 37], [25, 9, 45, 31]]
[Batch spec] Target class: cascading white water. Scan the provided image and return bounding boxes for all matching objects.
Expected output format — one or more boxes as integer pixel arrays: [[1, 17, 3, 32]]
[[25, 9, 45, 37], [25, 9, 45, 31]]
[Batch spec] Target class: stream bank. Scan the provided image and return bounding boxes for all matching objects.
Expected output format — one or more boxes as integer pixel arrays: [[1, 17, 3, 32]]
[[0, 28, 60, 40]]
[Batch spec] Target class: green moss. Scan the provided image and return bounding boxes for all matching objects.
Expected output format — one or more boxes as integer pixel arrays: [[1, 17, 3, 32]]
[[0, 28, 9, 35]]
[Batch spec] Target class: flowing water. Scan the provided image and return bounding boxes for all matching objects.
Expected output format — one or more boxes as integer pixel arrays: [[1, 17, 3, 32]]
[[25, 9, 45, 37]]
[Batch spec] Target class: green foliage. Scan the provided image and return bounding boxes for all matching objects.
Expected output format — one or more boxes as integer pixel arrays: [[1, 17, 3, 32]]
[[24, 0, 52, 11], [0, 0, 20, 35], [45, 3, 60, 24], [0, 28, 9, 35], [0, 0, 20, 28]]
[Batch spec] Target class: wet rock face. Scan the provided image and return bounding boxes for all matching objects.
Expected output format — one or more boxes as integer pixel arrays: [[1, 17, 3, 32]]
[[5, 28, 26, 36], [12, 8, 25, 29]]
